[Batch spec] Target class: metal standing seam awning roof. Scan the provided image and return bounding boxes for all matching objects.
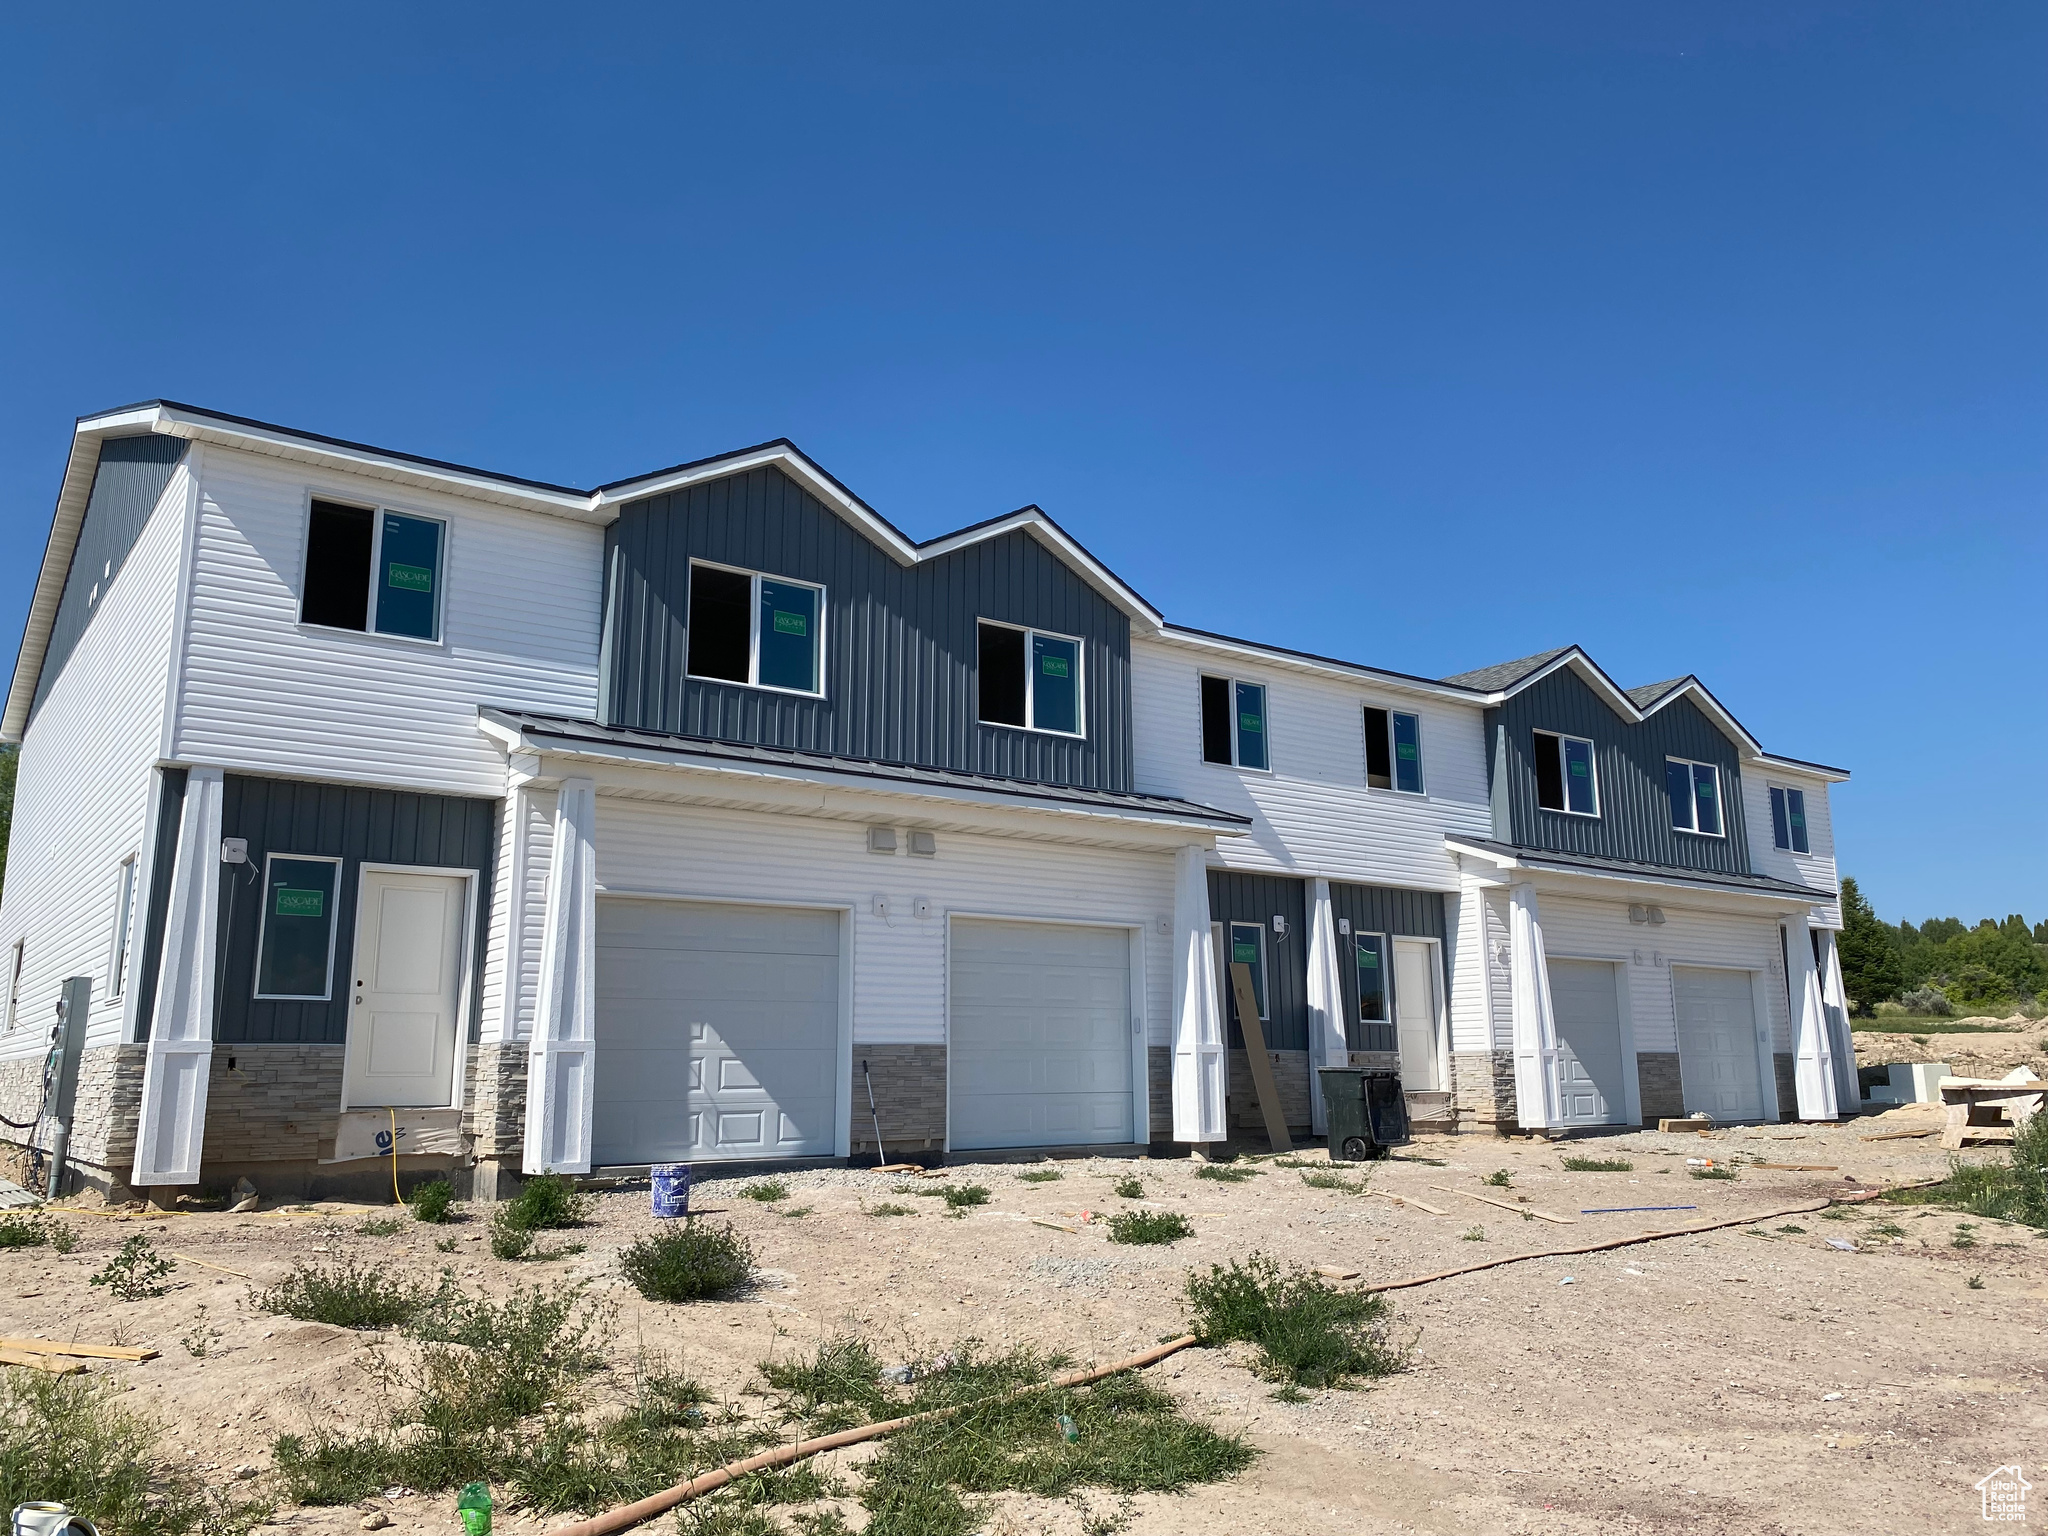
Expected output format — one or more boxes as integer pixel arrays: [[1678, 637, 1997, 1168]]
[[1445, 835, 1836, 903], [478, 707, 1252, 829]]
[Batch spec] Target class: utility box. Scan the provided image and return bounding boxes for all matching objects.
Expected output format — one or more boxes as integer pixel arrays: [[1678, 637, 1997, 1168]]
[[1318, 1067, 1410, 1161], [1867, 1061, 1951, 1104]]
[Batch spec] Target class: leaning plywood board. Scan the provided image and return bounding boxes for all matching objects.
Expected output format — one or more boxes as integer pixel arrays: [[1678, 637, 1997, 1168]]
[[1229, 962, 1293, 1154]]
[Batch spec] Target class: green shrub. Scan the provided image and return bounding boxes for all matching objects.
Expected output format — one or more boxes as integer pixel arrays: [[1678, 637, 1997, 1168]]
[[1185, 1253, 1406, 1388], [89, 1234, 173, 1300], [1111, 1174, 1144, 1199], [1015, 1168, 1062, 1183], [0, 1371, 266, 1536], [1300, 1171, 1366, 1194], [255, 1259, 442, 1329], [410, 1178, 456, 1224], [739, 1180, 790, 1203], [867, 1202, 915, 1217], [1460, 1227, 1484, 1242], [1690, 1166, 1737, 1181], [1560, 1156, 1633, 1172], [356, 1216, 404, 1237], [1483, 1170, 1513, 1188], [760, 1335, 891, 1421], [504, 1174, 588, 1230], [0, 1212, 58, 1249], [619, 1221, 757, 1302], [490, 1216, 535, 1260], [941, 1184, 990, 1209], [1923, 1112, 2048, 1228], [1106, 1210, 1192, 1245], [1195, 1163, 1258, 1183]]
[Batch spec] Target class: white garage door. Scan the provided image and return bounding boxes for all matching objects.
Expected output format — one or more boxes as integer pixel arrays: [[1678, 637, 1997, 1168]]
[[593, 899, 841, 1165], [1546, 959, 1628, 1126], [949, 919, 1135, 1151], [1673, 965, 1765, 1121]]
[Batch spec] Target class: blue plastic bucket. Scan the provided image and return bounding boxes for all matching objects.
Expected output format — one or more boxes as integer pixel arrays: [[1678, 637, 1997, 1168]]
[[651, 1163, 691, 1219]]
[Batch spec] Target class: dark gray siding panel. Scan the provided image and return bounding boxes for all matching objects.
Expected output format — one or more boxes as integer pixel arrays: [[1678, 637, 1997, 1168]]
[[29, 435, 187, 720], [212, 776, 498, 1047], [132, 767, 188, 1045], [1327, 884, 1451, 1053], [1487, 670, 1752, 875], [1208, 871, 1308, 1051], [602, 467, 1134, 791]]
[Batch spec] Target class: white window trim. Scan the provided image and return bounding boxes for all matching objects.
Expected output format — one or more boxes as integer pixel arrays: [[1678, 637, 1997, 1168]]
[[252, 852, 346, 1003], [1201, 674, 1274, 773], [1363, 705, 1427, 796], [684, 557, 828, 699], [1666, 756, 1727, 839], [1534, 730, 1601, 818], [1223, 919, 1271, 1020], [1353, 929, 1391, 1024], [296, 490, 451, 649], [1768, 782, 1812, 854], [975, 618, 1087, 739], [107, 854, 139, 1003], [4, 939, 23, 1033]]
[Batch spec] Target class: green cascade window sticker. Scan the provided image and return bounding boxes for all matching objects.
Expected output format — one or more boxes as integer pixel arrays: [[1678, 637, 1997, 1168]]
[[1357, 945, 1379, 969], [1569, 758, 1588, 776], [387, 562, 433, 593], [1232, 940, 1258, 966], [1239, 712, 1263, 733], [1397, 742, 1418, 760], [1696, 778, 1715, 799], [772, 609, 807, 636], [274, 887, 325, 918], [1040, 655, 1069, 677]]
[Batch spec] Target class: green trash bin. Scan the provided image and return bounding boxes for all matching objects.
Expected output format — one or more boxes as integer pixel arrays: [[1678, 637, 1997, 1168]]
[[1318, 1067, 1409, 1161]]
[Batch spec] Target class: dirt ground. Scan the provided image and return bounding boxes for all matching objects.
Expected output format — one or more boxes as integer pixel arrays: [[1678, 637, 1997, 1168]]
[[4, 1111, 2039, 1536]]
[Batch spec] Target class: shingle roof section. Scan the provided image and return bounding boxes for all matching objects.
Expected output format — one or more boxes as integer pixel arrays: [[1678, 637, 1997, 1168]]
[[480, 709, 1251, 825], [1626, 677, 1690, 708], [1439, 647, 1574, 692]]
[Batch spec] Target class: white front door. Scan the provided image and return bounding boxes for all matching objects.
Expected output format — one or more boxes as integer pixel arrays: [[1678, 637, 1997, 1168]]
[[342, 869, 469, 1108], [950, 918, 1135, 1150], [1673, 965, 1765, 1120], [1391, 938, 1442, 1092], [1546, 958, 1627, 1126], [593, 899, 842, 1164]]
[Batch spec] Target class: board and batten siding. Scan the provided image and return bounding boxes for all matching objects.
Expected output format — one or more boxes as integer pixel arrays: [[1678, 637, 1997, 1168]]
[[175, 446, 603, 798], [28, 434, 189, 722], [0, 465, 188, 1060], [585, 799, 1174, 1051], [1327, 883, 1452, 1053], [1486, 668, 1753, 876], [1539, 893, 1791, 1056], [1741, 767, 1841, 927], [601, 467, 1134, 791], [210, 775, 498, 1048], [1206, 871, 1308, 1051], [1129, 638, 1491, 887]]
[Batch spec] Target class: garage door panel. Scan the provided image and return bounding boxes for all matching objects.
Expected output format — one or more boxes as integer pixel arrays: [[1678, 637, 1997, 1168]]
[[1546, 959, 1627, 1127], [950, 919, 1135, 1151], [594, 899, 840, 1165], [1673, 966, 1764, 1120]]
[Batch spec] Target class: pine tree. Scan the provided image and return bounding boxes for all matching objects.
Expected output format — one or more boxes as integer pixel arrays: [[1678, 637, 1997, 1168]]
[[1836, 876, 1905, 1014]]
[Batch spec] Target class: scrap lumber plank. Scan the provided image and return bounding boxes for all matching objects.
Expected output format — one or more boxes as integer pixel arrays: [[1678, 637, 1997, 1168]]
[[1859, 1129, 1937, 1141], [1229, 963, 1294, 1154], [1366, 1189, 1449, 1216], [1658, 1119, 1715, 1133], [0, 1336, 159, 1361], [0, 1348, 86, 1375], [172, 1252, 254, 1279], [1753, 1163, 1839, 1172], [1432, 1185, 1577, 1225]]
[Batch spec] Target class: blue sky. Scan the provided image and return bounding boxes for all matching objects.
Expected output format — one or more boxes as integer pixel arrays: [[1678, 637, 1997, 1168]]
[[1, 4, 2040, 923]]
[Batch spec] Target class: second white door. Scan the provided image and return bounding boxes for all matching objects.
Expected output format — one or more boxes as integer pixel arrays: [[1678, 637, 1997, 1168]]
[[1391, 939, 1442, 1092], [342, 869, 469, 1108]]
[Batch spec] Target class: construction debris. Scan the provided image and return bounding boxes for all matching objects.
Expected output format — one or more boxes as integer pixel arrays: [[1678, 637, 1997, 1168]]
[[0, 1336, 159, 1361], [0, 1348, 85, 1375], [1435, 1185, 1576, 1225], [1368, 1189, 1449, 1216]]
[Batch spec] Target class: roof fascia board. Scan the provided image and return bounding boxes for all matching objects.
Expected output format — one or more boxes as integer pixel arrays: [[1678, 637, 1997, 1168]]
[[1445, 838, 1826, 908], [593, 443, 922, 563], [1, 426, 118, 741], [1752, 753, 1851, 784], [1480, 648, 1640, 718], [1154, 627, 1487, 706], [482, 714, 1241, 832]]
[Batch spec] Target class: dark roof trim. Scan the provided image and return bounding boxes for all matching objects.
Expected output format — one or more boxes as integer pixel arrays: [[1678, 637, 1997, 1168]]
[[479, 708, 1251, 827], [1447, 836, 1834, 901]]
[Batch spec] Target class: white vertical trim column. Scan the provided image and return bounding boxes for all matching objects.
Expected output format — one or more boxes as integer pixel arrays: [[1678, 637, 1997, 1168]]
[[1304, 877, 1345, 1136], [1507, 880, 1559, 1130], [1817, 928, 1859, 1111], [1786, 913, 1840, 1121], [524, 776, 598, 1174], [1170, 846, 1226, 1143], [130, 765, 223, 1186]]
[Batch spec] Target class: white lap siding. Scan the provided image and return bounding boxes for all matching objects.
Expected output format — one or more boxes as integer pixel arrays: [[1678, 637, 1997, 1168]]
[[1536, 895, 1791, 1057], [1130, 638, 1491, 887], [478, 786, 557, 1047], [586, 799, 1176, 1053], [174, 446, 602, 797], [1741, 767, 1842, 928], [0, 465, 188, 1063]]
